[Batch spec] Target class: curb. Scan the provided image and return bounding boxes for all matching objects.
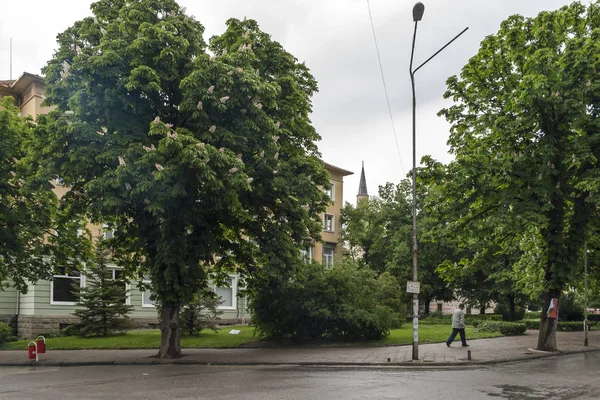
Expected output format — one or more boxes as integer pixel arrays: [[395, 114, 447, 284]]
[[2, 347, 598, 368]]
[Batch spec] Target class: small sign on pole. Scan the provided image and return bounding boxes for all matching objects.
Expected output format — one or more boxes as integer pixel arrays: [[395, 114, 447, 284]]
[[407, 281, 420, 294]]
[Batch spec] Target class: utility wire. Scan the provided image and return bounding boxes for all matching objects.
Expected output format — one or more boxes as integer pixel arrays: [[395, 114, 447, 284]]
[[366, 0, 405, 175]]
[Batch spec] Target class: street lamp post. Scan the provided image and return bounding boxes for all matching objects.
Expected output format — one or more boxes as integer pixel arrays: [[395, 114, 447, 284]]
[[408, 2, 468, 361]]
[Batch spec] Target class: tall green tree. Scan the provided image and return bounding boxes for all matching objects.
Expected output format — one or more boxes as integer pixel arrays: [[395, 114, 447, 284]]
[[439, 1, 600, 351], [1, 96, 87, 292], [35, 0, 329, 358]]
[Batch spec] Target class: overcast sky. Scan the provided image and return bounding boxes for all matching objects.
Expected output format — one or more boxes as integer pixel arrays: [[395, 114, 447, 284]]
[[0, 0, 576, 204]]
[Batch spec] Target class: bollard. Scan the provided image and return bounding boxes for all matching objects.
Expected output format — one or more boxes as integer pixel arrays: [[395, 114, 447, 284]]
[[28, 341, 38, 362], [467, 350, 471, 361], [36, 336, 46, 354]]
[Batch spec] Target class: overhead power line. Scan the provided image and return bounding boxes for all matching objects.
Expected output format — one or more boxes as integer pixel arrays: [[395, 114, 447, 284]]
[[366, 0, 405, 175]]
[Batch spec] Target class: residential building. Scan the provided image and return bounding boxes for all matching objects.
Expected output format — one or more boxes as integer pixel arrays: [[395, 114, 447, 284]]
[[0, 72, 354, 336], [0, 72, 52, 116]]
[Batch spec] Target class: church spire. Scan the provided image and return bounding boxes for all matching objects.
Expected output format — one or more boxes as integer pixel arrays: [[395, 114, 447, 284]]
[[357, 161, 368, 203]]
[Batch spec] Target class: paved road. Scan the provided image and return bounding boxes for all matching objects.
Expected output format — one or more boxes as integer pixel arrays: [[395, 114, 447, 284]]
[[1, 352, 598, 399]]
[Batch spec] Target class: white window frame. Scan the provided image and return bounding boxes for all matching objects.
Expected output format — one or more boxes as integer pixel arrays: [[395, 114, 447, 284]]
[[141, 275, 155, 308], [107, 267, 131, 306], [325, 182, 335, 202], [323, 244, 335, 267], [300, 246, 313, 262], [214, 276, 237, 311], [50, 270, 83, 306], [103, 224, 115, 240], [323, 214, 335, 232]]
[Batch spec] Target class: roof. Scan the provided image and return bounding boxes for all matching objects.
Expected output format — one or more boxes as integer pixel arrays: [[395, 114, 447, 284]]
[[0, 80, 15, 88], [10, 72, 45, 92], [358, 161, 368, 196], [323, 162, 353, 177]]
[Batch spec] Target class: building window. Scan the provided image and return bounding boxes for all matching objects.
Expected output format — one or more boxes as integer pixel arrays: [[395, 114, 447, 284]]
[[323, 244, 335, 267], [325, 182, 335, 202], [323, 214, 334, 232], [437, 303, 443, 312], [141, 275, 155, 308], [51, 268, 82, 305], [103, 224, 115, 240], [215, 277, 237, 310], [108, 269, 129, 305], [300, 246, 313, 262]]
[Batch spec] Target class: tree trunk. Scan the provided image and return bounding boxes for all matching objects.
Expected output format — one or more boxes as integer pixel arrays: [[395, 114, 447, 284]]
[[537, 290, 561, 352], [508, 294, 516, 321], [424, 298, 430, 316], [158, 304, 182, 358], [479, 306, 486, 315]]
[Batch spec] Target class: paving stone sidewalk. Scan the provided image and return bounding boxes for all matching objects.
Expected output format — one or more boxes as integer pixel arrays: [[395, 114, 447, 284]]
[[1, 330, 598, 367]]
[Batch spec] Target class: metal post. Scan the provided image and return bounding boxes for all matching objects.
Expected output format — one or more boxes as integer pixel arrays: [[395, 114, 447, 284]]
[[584, 242, 589, 347], [408, 2, 468, 361], [409, 17, 420, 362]]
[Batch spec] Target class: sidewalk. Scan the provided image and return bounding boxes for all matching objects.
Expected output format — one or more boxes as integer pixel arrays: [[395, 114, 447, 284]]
[[1, 330, 599, 367]]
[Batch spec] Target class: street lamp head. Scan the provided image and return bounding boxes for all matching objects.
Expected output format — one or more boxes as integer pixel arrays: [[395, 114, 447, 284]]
[[413, 2, 425, 22]]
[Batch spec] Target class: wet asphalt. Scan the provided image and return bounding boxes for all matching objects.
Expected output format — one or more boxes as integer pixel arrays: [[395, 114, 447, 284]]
[[0, 351, 598, 399]]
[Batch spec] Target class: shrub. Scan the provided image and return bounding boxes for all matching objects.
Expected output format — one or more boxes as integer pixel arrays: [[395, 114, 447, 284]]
[[427, 311, 444, 319], [516, 319, 597, 331], [249, 259, 400, 341], [375, 272, 406, 328], [180, 289, 223, 336], [556, 321, 598, 331], [465, 314, 503, 323], [0, 322, 11, 346], [72, 240, 134, 336], [587, 314, 600, 322], [558, 293, 584, 321], [525, 311, 541, 319], [419, 313, 501, 326], [476, 321, 527, 336], [523, 319, 540, 330]]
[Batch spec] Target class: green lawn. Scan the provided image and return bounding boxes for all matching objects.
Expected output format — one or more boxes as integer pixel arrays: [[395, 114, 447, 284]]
[[378, 324, 502, 346], [1, 324, 502, 350], [2, 325, 258, 350]]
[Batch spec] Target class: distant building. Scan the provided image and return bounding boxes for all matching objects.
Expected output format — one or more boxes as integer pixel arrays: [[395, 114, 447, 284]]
[[0, 72, 53, 117], [356, 161, 369, 204]]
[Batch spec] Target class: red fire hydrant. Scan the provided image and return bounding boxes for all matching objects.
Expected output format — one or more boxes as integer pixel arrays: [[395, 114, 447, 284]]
[[28, 341, 38, 362], [36, 336, 46, 354]]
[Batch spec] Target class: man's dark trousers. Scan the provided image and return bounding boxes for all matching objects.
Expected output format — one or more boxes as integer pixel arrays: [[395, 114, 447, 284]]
[[447, 328, 467, 346]]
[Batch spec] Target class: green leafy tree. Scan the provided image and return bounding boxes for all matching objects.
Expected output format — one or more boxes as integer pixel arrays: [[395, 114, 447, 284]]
[[0, 96, 88, 292], [341, 171, 454, 314], [72, 239, 133, 337], [439, 1, 600, 351], [180, 289, 223, 336], [35, 0, 329, 358]]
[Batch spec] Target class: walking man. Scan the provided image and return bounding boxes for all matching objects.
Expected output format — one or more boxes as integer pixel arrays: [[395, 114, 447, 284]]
[[446, 303, 469, 347]]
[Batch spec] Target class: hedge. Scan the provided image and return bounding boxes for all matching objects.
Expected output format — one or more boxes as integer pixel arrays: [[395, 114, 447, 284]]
[[587, 314, 600, 322], [475, 321, 527, 336], [524, 312, 541, 319], [419, 314, 502, 325], [522, 319, 598, 331]]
